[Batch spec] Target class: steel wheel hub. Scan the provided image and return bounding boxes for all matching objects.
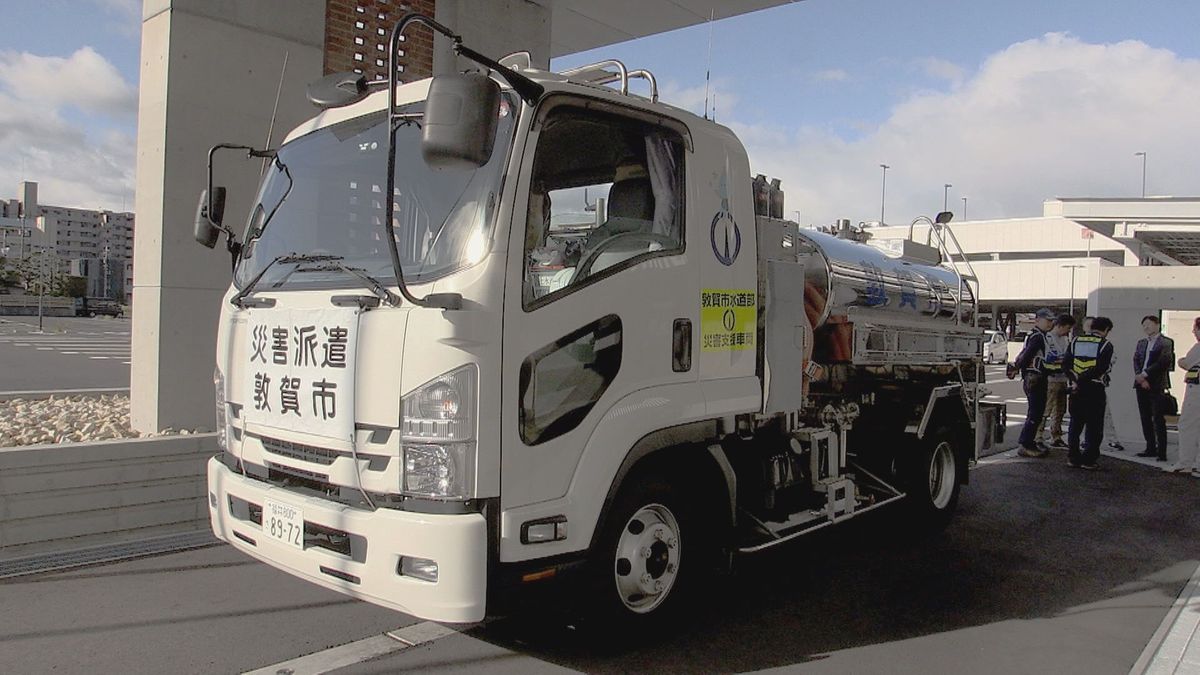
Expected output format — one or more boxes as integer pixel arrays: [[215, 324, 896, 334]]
[[929, 441, 956, 509], [613, 503, 681, 614]]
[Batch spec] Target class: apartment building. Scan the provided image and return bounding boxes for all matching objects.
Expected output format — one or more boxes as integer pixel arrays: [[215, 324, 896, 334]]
[[0, 181, 135, 301]]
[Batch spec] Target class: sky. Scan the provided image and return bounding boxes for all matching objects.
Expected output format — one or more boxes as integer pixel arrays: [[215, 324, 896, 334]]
[[2, 0, 1200, 225]]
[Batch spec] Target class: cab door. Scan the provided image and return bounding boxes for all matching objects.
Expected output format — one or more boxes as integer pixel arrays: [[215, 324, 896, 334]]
[[499, 98, 697, 515]]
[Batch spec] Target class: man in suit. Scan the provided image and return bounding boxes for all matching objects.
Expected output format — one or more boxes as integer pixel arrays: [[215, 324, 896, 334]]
[[1133, 314, 1175, 461]]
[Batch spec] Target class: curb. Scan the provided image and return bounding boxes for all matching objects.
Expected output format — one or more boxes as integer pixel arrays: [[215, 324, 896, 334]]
[[1130, 561, 1200, 674], [0, 387, 130, 401]]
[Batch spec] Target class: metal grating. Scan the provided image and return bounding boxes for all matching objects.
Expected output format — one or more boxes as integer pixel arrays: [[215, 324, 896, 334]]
[[0, 531, 218, 580], [267, 462, 330, 483], [261, 435, 341, 466], [1139, 231, 1200, 266]]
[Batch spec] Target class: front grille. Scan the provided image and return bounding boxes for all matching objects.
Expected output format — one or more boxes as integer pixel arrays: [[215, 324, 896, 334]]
[[260, 435, 341, 466], [267, 462, 330, 483]]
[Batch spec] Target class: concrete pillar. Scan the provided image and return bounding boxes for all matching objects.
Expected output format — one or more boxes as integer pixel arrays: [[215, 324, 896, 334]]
[[1093, 266, 1200, 448], [433, 0, 551, 74], [132, 0, 325, 432]]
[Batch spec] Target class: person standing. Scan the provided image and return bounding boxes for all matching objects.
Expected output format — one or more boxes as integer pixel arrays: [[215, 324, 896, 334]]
[[1081, 316, 1124, 451], [1064, 317, 1115, 469], [1133, 315, 1175, 461], [1010, 308, 1057, 458], [1167, 317, 1200, 477], [1036, 314, 1075, 449]]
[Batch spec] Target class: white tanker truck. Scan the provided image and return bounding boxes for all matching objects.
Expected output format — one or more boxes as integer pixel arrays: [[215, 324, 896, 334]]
[[196, 13, 1004, 626]]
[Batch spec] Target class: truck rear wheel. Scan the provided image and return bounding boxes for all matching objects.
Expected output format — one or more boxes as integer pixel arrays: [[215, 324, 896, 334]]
[[902, 427, 961, 530], [588, 474, 707, 631]]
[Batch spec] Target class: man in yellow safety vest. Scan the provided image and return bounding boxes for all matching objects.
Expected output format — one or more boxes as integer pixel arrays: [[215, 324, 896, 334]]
[[1063, 316, 1115, 469]]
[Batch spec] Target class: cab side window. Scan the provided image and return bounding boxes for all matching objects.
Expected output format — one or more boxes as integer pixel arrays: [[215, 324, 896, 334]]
[[523, 106, 684, 306]]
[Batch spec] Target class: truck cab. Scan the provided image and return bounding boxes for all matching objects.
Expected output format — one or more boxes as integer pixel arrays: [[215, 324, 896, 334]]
[[201, 18, 995, 627]]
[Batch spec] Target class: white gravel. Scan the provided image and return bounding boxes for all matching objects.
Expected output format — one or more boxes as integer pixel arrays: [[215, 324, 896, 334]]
[[0, 395, 205, 448]]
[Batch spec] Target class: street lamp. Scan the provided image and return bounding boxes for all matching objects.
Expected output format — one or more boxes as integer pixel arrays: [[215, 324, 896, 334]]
[[879, 164, 889, 226], [1061, 264, 1086, 316], [1134, 151, 1147, 197], [943, 183, 952, 212], [961, 196, 967, 221]]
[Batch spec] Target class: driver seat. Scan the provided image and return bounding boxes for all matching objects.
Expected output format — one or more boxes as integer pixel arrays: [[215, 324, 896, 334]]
[[585, 176, 655, 249]]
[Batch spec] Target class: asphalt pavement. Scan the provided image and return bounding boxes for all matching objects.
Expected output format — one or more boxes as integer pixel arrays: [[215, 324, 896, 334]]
[[3, 443, 1197, 674], [0, 315, 131, 393]]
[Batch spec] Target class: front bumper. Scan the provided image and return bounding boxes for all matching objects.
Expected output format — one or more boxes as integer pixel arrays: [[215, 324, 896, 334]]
[[207, 456, 487, 623]]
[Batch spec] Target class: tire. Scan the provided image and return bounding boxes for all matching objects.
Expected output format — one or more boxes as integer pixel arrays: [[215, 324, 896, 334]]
[[586, 474, 708, 633], [900, 426, 962, 531]]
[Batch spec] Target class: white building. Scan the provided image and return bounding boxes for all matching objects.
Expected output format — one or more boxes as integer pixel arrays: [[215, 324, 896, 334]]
[[868, 196, 1200, 449], [866, 197, 1200, 334], [0, 181, 38, 261], [0, 181, 135, 301]]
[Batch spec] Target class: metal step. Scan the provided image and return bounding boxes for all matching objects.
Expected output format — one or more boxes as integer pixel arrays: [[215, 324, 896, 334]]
[[736, 492, 907, 554]]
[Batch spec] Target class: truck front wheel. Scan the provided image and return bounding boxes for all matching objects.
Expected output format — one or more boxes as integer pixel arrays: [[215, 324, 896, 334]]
[[588, 475, 707, 630], [613, 502, 681, 615]]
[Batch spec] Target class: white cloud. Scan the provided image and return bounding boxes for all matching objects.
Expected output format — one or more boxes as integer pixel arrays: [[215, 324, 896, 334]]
[[917, 57, 965, 84], [660, 78, 739, 119], [0, 47, 137, 119], [732, 33, 1200, 227], [0, 48, 136, 211], [812, 68, 850, 82]]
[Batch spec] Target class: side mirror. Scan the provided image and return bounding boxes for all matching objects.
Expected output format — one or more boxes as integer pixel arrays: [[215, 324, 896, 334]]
[[935, 211, 954, 224], [194, 187, 226, 248], [421, 73, 501, 170]]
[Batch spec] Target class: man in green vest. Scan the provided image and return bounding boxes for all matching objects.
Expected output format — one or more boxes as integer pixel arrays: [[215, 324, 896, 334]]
[[1064, 316, 1115, 469]]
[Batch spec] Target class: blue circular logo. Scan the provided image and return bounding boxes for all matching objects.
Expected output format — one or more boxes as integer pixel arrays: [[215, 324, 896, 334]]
[[710, 211, 741, 266]]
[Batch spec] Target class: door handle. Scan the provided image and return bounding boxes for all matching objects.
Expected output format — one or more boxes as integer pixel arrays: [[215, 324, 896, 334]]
[[672, 318, 692, 372]]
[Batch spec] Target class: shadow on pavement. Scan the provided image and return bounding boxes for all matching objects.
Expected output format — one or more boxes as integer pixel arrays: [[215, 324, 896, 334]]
[[462, 455, 1199, 673]]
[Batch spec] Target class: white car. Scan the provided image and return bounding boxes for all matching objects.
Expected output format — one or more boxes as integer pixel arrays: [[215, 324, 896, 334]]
[[982, 330, 1008, 364]]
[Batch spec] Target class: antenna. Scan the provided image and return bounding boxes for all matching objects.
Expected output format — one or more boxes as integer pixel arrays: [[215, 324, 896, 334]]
[[703, 8, 714, 119], [261, 50, 289, 175]]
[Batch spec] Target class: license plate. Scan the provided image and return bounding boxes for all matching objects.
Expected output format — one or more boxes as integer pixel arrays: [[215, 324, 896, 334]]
[[262, 498, 305, 550]]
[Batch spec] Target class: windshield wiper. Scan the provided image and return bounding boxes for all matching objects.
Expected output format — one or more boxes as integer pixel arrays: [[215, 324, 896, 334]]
[[230, 253, 343, 308], [291, 261, 402, 307]]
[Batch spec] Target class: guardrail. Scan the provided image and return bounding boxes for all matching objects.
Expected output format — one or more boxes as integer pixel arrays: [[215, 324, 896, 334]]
[[0, 434, 217, 559], [0, 295, 75, 316]]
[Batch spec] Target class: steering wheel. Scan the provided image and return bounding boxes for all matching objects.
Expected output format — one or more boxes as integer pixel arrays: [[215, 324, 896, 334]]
[[575, 231, 676, 279]]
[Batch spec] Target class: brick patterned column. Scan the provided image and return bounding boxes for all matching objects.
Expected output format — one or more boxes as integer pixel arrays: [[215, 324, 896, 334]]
[[324, 0, 436, 82]]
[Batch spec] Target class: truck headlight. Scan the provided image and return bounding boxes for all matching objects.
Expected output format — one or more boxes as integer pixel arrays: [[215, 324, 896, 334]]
[[214, 367, 228, 452], [400, 365, 477, 499]]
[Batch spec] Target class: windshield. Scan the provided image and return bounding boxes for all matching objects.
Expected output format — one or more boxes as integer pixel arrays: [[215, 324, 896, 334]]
[[234, 95, 516, 289]]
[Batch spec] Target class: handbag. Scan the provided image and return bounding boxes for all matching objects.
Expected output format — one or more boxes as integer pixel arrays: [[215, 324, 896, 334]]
[[1164, 392, 1179, 416]]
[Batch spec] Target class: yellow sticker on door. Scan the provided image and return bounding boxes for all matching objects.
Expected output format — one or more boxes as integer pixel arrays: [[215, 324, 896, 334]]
[[700, 289, 756, 351]]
